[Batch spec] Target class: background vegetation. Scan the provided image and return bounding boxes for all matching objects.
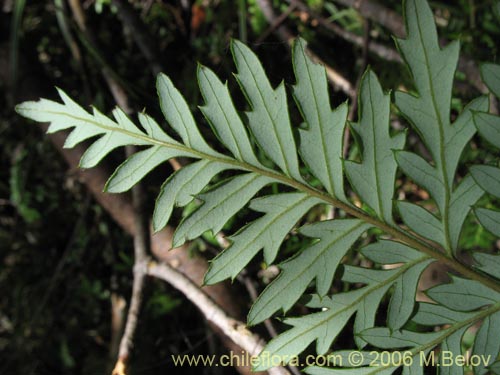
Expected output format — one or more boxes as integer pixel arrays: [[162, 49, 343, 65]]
[[1, 0, 499, 374]]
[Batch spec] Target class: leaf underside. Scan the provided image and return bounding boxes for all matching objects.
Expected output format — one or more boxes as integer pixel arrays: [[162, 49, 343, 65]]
[[15, 0, 500, 373]]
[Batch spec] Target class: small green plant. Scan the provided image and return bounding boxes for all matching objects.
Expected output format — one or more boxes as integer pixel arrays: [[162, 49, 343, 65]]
[[16, 0, 500, 373]]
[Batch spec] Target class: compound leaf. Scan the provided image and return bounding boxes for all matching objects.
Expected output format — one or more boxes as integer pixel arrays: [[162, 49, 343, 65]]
[[394, 0, 487, 254]]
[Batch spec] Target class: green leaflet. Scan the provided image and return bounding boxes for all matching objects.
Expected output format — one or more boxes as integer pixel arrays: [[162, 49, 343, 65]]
[[292, 38, 348, 200], [361, 328, 443, 349], [481, 63, 500, 99], [394, 0, 488, 254], [173, 173, 273, 246], [153, 160, 229, 232], [197, 64, 263, 167], [426, 276, 500, 311], [249, 219, 371, 325], [345, 70, 405, 224], [360, 240, 424, 264], [204, 193, 320, 284], [474, 112, 500, 149], [394, 151, 444, 206], [397, 202, 443, 245], [231, 39, 303, 181], [412, 303, 475, 326], [16, 90, 152, 168], [360, 242, 431, 331], [157, 73, 218, 155], [470, 165, 500, 198], [448, 175, 484, 250], [105, 146, 184, 193]]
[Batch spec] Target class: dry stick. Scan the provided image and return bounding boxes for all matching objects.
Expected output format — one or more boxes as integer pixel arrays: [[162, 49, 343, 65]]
[[147, 261, 290, 375]]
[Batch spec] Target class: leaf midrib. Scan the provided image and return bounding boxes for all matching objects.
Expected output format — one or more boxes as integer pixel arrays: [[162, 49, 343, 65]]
[[368, 79, 385, 221], [236, 43, 293, 176], [414, 5, 452, 253], [207, 194, 312, 281], [299, 45, 335, 196]]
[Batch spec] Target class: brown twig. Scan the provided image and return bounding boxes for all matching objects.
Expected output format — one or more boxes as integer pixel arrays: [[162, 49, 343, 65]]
[[112, 145, 151, 375]]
